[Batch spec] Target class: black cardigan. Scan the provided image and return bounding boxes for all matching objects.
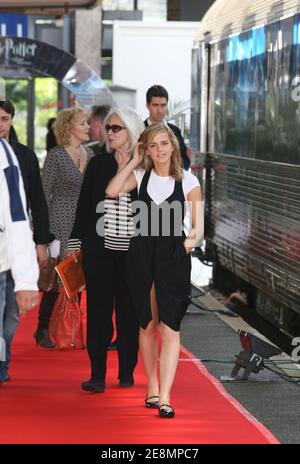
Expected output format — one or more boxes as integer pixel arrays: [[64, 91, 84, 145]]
[[10, 139, 52, 245], [69, 153, 119, 256]]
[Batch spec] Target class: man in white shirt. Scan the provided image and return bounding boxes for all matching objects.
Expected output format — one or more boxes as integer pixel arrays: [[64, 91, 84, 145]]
[[0, 137, 39, 383]]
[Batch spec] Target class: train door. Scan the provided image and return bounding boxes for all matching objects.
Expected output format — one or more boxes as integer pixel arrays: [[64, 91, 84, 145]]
[[191, 41, 214, 262], [190, 42, 210, 159]]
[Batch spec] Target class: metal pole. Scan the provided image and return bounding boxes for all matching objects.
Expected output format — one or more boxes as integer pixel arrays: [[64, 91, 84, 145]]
[[27, 77, 35, 151], [61, 14, 71, 109], [133, 0, 138, 10]]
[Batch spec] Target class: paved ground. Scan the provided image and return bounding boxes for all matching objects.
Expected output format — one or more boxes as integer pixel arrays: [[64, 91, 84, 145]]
[[180, 292, 300, 444]]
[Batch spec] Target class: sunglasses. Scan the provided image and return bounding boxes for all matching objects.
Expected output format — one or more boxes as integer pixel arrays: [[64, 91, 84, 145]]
[[105, 124, 126, 133]]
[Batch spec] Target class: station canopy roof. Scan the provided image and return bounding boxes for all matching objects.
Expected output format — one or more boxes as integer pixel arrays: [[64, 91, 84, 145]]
[[195, 0, 300, 43], [0, 0, 98, 14]]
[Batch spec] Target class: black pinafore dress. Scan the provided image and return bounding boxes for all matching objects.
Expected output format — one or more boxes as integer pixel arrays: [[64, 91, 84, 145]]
[[126, 170, 191, 332]]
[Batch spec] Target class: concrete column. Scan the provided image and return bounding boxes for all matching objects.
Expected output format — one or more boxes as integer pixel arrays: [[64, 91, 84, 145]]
[[75, 4, 102, 76]]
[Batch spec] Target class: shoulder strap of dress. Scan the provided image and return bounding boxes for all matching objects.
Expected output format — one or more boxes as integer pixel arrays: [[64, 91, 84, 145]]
[[139, 169, 151, 195], [174, 175, 185, 201]]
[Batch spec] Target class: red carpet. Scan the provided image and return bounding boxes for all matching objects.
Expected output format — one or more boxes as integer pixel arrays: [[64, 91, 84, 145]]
[[0, 297, 279, 444]]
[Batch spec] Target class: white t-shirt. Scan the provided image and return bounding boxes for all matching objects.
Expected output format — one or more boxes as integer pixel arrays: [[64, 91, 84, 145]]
[[133, 169, 200, 233]]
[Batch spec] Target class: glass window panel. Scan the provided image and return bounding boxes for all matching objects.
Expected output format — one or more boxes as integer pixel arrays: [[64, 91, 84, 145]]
[[263, 16, 299, 164], [102, 0, 134, 10], [138, 0, 166, 20], [34, 77, 57, 157], [210, 16, 300, 165], [190, 47, 201, 150], [102, 0, 166, 19], [5, 79, 28, 146]]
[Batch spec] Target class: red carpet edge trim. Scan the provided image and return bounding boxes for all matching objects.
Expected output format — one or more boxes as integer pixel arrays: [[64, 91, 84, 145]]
[[180, 345, 280, 445]]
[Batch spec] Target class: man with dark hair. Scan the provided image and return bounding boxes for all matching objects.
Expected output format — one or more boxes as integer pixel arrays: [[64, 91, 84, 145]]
[[0, 137, 40, 384], [87, 105, 111, 156], [0, 98, 51, 380], [145, 85, 191, 170]]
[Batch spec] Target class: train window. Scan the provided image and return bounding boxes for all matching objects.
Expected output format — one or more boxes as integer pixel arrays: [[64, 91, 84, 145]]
[[210, 15, 300, 165]]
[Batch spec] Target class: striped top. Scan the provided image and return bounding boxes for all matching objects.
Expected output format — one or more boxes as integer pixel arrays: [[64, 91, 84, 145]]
[[67, 192, 135, 253], [104, 193, 135, 251]]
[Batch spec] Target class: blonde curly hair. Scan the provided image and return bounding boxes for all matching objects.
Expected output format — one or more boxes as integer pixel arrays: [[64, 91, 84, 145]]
[[53, 107, 87, 146], [139, 124, 183, 181]]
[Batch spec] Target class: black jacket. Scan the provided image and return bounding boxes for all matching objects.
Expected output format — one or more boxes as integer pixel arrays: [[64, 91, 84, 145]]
[[144, 119, 190, 170], [70, 153, 137, 257], [10, 139, 52, 244], [86, 141, 108, 157], [70, 154, 117, 256]]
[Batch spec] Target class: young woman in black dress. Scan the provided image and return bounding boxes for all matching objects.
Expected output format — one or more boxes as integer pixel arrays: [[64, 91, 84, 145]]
[[106, 124, 203, 418]]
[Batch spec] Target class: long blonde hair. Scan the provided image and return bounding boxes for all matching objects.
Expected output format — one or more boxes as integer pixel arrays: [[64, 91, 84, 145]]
[[139, 124, 183, 181]]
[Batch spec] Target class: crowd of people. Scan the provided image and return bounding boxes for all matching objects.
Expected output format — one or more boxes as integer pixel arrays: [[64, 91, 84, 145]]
[[0, 85, 203, 419]]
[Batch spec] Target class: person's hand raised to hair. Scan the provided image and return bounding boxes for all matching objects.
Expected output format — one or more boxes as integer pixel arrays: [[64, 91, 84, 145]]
[[132, 142, 144, 168]]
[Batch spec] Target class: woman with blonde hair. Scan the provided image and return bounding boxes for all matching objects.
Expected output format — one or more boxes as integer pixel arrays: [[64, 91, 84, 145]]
[[67, 107, 144, 392], [106, 123, 203, 417], [34, 107, 93, 348]]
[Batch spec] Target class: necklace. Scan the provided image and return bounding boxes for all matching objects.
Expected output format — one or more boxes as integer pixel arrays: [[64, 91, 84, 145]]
[[116, 151, 130, 169], [65, 144, 85, 170]]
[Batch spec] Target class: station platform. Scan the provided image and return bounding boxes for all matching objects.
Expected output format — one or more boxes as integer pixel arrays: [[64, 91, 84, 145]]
[[182, 282, 300, 444]]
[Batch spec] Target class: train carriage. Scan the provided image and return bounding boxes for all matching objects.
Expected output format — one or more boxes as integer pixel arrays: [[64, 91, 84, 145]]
[[192, 0, 300, 339]]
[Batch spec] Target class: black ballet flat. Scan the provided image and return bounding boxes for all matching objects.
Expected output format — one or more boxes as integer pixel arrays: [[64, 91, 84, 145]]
[[145, 395, 159, 409], [81, 379, 105, 393], [119, 378, 134, 387], [159, 404, 175, 418]]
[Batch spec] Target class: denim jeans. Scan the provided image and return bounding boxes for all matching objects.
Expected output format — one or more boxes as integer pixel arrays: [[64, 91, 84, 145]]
[[0, 271, 19, 379], [0, 271, 6, 338], [0, 272, 6, 368]]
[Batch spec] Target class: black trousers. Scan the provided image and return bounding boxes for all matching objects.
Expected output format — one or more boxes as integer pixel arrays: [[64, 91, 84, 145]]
[[37, 291, 59, 331], [83, 249, 139, 382]]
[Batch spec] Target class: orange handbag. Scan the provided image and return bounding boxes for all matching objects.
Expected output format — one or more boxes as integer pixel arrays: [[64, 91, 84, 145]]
[[55, 252, 85, 299], [49, 288, 85, 350]]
